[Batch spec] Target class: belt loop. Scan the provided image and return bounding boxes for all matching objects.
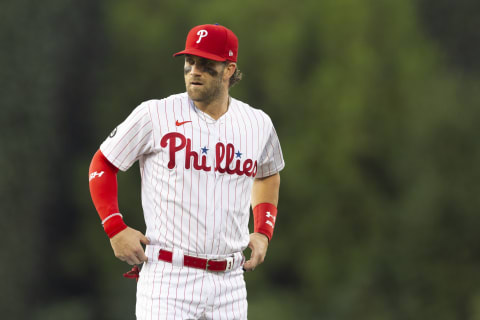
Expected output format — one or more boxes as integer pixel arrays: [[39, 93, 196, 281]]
[[145, 244, 156, 262], [171, 248, 184, 268], [225, 257, 234, 271], [234, 252, 245, 270]]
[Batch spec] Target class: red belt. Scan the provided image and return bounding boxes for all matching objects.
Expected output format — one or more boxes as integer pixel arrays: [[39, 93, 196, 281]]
[[159, 249, 235, 272]]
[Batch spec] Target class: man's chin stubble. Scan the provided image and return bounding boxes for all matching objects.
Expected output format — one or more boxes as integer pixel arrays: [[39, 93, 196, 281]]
[[188, 87, 221, 104]]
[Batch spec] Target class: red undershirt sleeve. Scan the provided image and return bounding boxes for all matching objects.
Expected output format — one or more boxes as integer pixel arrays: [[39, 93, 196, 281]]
[[88, 149, 127, 238]]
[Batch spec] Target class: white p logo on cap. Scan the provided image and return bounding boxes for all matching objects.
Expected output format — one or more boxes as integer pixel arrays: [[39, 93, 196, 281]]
[[196, 30, 208, 43]]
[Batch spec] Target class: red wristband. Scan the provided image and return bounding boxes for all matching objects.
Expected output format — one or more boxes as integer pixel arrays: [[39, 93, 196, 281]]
[[253, 203, 278, 241], [102, 213, 127, 238]]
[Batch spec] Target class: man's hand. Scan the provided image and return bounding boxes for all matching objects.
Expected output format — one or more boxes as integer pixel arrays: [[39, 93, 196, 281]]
[[243, 232, 269, 271], [110, 227, 150, 265]]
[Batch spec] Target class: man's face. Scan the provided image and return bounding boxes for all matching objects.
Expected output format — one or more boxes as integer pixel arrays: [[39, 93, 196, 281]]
[[184, 55, 227, 104]]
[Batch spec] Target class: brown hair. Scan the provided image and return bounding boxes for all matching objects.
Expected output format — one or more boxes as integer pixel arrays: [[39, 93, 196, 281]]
[[223, 61, 243, 88], [229, 67, 243, 88]]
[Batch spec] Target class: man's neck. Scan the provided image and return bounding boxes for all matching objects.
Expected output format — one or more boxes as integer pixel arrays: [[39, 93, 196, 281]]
[[194, 92, 230, 120]]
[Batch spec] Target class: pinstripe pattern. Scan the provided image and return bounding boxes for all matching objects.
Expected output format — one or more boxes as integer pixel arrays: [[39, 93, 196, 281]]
[[100, 92, 283, 319], [137, 259, 247, 319]]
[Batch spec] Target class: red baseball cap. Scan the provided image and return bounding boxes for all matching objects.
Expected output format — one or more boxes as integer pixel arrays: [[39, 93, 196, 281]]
[[174, 24, 238, 62]]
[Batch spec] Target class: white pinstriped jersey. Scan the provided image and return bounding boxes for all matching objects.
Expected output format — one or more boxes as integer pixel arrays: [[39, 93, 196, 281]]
[[100, 92, 284, 258]]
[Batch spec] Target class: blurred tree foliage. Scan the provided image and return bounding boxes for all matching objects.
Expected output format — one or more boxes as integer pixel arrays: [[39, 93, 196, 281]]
[[2, 0, 480, 319]]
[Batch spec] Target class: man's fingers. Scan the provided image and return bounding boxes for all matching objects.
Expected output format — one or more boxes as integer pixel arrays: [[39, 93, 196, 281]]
[[110, 227, 150, 265], [121, 251, 139, 265], [243, 257, 260, 271], [250, 250, 260, 265], [140, 234, 150, 245], [135, 247, 148, 262], [243, 233, 269, 272], [129, 254, 141, 265], [116, 246, 146, 265], [243, 249, 260, 271], [243, 260, 256, 271]]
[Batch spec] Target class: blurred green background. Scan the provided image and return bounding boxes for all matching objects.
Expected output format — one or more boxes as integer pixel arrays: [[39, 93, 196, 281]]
[[1, 0, 480, 319]]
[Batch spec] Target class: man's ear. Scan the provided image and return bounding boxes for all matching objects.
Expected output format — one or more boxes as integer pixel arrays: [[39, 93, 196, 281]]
[[224, 62, 237, 80]]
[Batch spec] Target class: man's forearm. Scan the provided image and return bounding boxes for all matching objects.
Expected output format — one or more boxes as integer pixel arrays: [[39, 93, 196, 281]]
[[89, 149, 127, 238], [251, 173, 280, 207], [250, 173, 281, 241]]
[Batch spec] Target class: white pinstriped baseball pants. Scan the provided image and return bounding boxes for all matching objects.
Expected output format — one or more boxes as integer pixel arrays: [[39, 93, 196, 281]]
[[136, 245, 248, 320]]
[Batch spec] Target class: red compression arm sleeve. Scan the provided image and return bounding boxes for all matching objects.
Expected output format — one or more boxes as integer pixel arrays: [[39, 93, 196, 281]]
[[89, 149, 127, 238]]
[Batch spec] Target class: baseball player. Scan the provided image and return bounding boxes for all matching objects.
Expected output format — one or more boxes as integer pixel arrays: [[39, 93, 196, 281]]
[[89, 24, 284, 319]]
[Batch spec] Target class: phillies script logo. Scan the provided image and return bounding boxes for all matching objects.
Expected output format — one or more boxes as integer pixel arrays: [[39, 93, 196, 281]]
[[160, 132, 257, 177]]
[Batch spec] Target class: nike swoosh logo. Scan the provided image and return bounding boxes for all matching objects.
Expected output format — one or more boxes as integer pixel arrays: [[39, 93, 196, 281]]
[[176, 120, 192, 126]]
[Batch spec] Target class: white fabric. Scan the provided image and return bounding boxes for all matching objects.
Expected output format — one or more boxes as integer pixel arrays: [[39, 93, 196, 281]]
[[100, 92, 284, 256], [100, 92, 284, 319], [171, 247, 184, 268], [137, 258, 247, 319]]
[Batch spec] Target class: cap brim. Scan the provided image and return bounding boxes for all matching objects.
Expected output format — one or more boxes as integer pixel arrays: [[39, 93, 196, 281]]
[[173, 48, 227, 62]]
